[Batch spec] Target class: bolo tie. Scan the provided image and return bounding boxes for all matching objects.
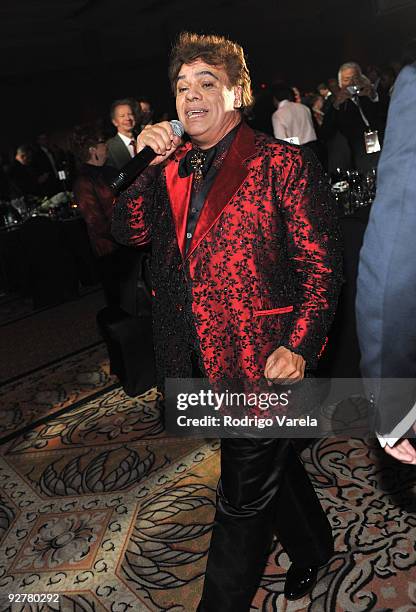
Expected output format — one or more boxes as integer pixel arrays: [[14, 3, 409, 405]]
[[178, 145, 217, 191], [189, 149, 208, 182]]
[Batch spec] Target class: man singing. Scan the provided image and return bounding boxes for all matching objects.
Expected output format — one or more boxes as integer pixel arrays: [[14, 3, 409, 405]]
[[112, 32, 342, 611]]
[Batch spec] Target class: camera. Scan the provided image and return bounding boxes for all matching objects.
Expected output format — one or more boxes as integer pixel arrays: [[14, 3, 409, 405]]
[[347, 84, 360, 95]]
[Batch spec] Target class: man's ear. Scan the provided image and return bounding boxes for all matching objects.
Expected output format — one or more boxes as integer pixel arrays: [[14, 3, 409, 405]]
[[111, 118, 117, 128], [233, 85, 243, 108]]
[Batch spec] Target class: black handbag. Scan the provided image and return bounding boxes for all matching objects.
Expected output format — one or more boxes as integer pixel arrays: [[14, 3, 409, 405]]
[[96, 305, 156, 397], [96, 246, 156, 396]]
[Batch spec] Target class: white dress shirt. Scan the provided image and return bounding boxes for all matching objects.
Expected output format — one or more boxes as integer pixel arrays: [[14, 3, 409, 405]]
[[118, 132, 136, 157], [271, 100, 317, 145]]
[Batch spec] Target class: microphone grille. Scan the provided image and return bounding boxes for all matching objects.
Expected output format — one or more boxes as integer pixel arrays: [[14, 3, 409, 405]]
[[170, 119, 185, 138]]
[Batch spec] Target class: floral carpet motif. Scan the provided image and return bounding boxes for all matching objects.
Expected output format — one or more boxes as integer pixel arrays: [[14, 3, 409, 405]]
[[0, 344, 116, 441], [10, 510, 112, 573], [2, 427, 416, 611], [0, 435, 217, 611], [2, 386, 164, 455], [1, 349, 416, 610], [254, 437, 416, 612]]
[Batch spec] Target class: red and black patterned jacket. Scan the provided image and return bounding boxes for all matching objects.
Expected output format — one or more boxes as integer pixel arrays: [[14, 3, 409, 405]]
[[112, 122, 342, 388]]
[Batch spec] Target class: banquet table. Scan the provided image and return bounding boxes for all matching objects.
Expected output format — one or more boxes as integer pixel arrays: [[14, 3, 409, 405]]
[[0, 215, 99, 308]]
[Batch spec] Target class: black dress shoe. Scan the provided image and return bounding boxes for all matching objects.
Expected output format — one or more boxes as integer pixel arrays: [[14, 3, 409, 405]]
[[284, 564, 318, 600]]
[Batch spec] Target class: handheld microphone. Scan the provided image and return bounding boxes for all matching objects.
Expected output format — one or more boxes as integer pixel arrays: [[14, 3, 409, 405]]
[[110, 120, 185, 193]]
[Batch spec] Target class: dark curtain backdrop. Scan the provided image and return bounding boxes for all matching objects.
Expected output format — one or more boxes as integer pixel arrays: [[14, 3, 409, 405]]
[[1, 0, 416, 151]]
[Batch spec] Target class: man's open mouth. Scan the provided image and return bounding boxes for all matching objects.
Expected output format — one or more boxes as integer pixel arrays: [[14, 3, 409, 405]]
[[186, 109, 208, 118]]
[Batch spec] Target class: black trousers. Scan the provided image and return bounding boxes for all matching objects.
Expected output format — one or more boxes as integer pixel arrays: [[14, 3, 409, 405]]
[[198, 437, 333, 612]]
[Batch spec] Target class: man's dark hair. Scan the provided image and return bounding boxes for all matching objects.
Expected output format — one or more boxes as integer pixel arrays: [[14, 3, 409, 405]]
[[169, 31, 254, 113], [110, 98, 134, 120], [272, 82, 295, 103], [15, 144, 32, 157], [71, 123, 105, 163], [317, 82, 329, 92]]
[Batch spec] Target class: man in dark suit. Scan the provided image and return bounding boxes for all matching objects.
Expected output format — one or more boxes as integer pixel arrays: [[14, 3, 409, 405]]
[[32, 133, 61, 196], [9, 144, 46, 198], [321, 62, 384, 173], [317, 82, 333, 115], [357, 60, 416, 463], [112, 32, 342, 609], [106, 99, 137, 170]]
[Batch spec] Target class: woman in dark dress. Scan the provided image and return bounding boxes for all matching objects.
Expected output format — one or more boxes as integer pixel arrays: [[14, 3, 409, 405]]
[[72, 124, 120, 305]]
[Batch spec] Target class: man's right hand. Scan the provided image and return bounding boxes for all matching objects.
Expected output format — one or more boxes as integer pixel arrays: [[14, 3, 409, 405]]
[[384, 438, 416, 464], [137, 121, 182, 166]]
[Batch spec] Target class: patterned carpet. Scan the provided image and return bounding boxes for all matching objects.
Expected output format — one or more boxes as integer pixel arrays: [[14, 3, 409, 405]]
[[1, 306, 416, 610], [0, 345, 117, 443], [0, 290, 105, 384]]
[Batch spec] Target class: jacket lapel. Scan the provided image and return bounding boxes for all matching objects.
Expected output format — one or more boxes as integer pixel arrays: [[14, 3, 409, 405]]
[[165, 142, 192, 258], [185, 122, 257, 261]]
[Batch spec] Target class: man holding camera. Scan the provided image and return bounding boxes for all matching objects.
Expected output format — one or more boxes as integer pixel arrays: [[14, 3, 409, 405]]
[[322, 61, 384, 172]]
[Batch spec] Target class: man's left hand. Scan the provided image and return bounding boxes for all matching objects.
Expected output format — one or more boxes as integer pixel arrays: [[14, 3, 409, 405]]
[[358, 82, 373, 98], [264, 346, 306, 385], [357, 76, 377, 100]]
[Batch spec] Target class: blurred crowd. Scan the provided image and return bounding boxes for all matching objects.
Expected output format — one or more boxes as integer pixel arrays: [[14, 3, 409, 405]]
[[0, 56, 409, 205], [0, 97, 158, 203], [248, 58, 406, 176], [0, 52, 412, 306]]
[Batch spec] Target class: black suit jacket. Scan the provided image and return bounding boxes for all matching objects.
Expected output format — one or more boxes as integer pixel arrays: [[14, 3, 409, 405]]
[[9, 161, 41, 197], [106, 134, 132, 170], [322, 93, 333, 116], [321, 96, 384, 172], [32, 146, 60, 196]]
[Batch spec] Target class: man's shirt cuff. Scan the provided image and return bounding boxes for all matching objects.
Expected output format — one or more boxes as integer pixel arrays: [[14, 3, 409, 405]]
[[376, 401, 416, 447], [377, 434, 399, 448]]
